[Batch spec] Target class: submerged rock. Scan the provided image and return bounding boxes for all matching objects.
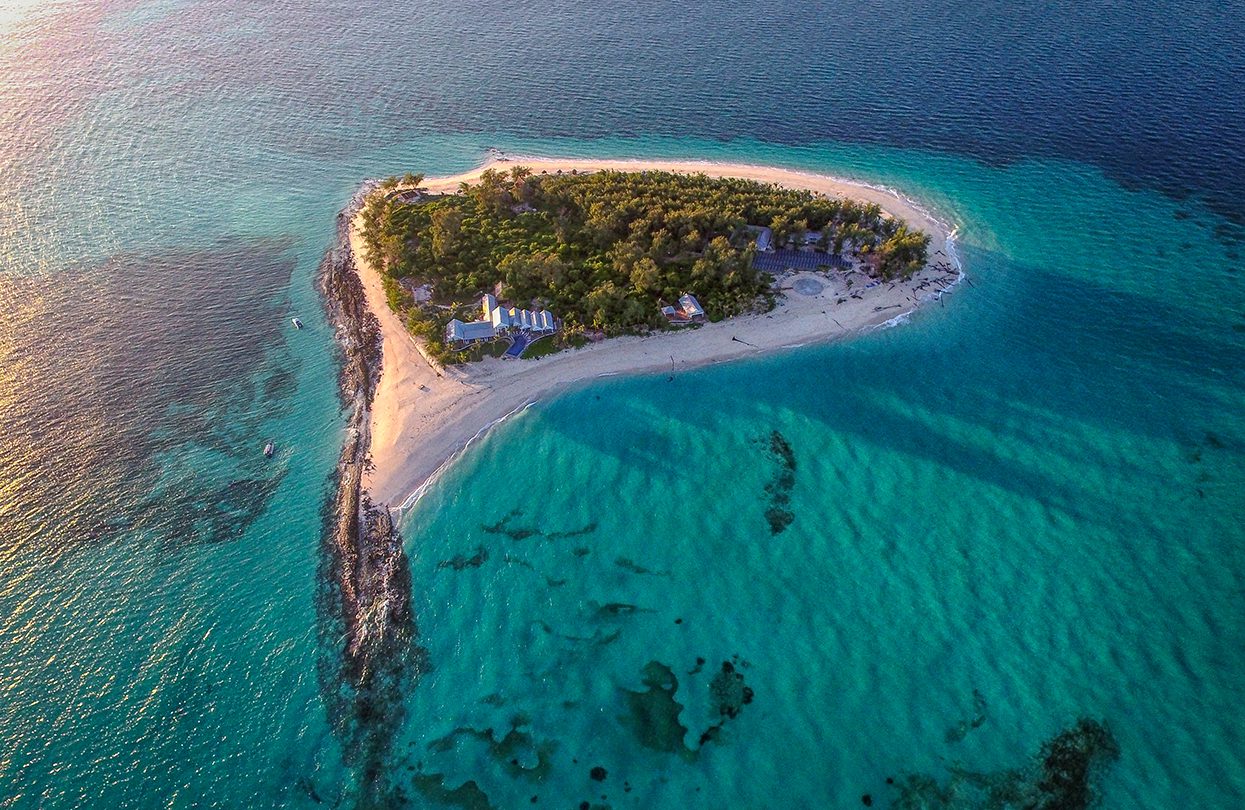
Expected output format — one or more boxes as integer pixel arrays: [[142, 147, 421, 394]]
[[620, 661, 694, 757], [614, 556, 669, 576], [758, 430, 797, 535], [764, 505, 795, 535], [1036, 718, 1121, 808], [426, 721, 556, 782], [594, 602, 652, 619], [410, 773, 494, 810], [483, 508, 597, 542], [709, 660, 755, 720], [437, 545, 489, 571], [892, 717, 1119, 810], [482, 508, 538, 541], [945, 687, 989, 743]]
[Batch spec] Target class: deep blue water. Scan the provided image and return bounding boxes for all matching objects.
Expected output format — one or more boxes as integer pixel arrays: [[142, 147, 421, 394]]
[[0, 1, 1242, 807]]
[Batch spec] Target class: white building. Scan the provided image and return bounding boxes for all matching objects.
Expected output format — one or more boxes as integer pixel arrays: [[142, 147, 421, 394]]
[[663, 293, 706, 324], [445, 295, 558, 346], [678, 293, 704, 319], [445, 319, 496, 344]]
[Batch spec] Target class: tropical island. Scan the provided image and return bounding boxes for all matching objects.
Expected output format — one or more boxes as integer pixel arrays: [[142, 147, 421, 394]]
[[358, 166, 931, 364], [329, 157, 960, 513]]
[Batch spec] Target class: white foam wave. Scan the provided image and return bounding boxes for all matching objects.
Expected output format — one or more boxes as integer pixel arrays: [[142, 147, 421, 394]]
[[392, 399, 538, 518]]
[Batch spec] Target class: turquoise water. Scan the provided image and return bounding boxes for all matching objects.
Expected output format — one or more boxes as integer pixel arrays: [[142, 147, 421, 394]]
[[393, 148, 1245, 808], [1, 1, 1243, 807]]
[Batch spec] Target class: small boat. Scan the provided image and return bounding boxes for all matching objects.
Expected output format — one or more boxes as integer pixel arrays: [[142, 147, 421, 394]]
[[291, 317, 304, 329], [263, 442, 275, 458]]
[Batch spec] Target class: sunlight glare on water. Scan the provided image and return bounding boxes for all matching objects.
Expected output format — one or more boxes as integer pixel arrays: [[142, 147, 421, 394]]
[[0, 0, 1241, 807]]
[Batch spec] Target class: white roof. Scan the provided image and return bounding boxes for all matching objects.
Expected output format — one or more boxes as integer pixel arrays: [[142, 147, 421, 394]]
[[459, 321, 495, 341], [447, 318, 495, 342], [477, 295, 557, 333]]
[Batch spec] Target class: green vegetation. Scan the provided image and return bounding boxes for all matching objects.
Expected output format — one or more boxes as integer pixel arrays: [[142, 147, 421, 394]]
[[521, 335, 565, 360], [459, 339, 510, 363], [360, 167, 929, 363]]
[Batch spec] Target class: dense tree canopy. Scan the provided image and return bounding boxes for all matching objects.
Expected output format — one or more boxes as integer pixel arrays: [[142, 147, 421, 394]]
[[359, 168, 928, 362]]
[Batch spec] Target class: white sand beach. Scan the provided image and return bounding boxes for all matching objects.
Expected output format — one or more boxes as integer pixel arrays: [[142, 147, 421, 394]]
[[350, 157, 961, 509]]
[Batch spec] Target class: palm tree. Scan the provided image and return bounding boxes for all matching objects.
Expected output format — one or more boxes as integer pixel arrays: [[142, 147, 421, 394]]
[[509, 165, 534, 204]]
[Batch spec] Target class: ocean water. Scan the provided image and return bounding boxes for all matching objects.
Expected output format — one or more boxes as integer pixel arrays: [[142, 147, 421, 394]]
[[1, 1, 1243, 808]]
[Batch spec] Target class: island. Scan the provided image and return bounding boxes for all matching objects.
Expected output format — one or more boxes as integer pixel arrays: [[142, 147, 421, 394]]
[[330, 157, 961, 514], [359, 163, 934, 366], [315, 159, 960, 752]]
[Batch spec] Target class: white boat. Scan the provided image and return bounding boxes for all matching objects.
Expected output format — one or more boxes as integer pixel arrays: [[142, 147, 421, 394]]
[[291, 317, 304, 329], [263, 442, 275, 458]]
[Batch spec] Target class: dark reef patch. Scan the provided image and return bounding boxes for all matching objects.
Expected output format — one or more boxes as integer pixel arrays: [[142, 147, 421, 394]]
[[2, 235, 299, 557], [620, 661, 694, 757], [620, 657, 755, 759], [1036, 719, 1121, 808], [891, 717, 1120, 809], [482, 508, 538, 541], [483, 508, 596, 543], [262, 363, 299, 402], [410, 773, 494, 810], [944, 688, 988, 744], [757, 430, 797, 534], [614, 556, 669, 576], [709, 660, 755, 720], [438, 545, 489, 571], [548, 523, 599, 540], [426, 719, 557, 782], [157, 469, 288, 545], [295, 776, 324, 804], [560, 628, 622, 647], [696, 659, 755, 747], [592, 602, 654, 621]]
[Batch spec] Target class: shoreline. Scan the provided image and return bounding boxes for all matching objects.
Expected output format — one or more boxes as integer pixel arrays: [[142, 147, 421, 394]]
[[316, 184, 422, 802], [349, 156, 963, 512]]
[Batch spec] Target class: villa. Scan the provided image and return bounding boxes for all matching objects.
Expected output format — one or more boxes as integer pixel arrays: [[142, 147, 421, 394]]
[[679, 293, 704, 319], [446, 294, 558, 347], [662, 293, 706, 324]]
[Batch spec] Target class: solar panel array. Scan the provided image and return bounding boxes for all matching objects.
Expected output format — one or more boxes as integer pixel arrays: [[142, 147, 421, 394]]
[[752, 250, 850, 272]]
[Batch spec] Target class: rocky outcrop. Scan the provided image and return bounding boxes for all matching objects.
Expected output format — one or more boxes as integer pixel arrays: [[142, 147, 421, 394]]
[[317, 184, 427, 804]]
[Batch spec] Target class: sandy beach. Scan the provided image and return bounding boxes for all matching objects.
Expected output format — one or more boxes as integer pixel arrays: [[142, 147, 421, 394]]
[[350, 157, 961, 510]]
